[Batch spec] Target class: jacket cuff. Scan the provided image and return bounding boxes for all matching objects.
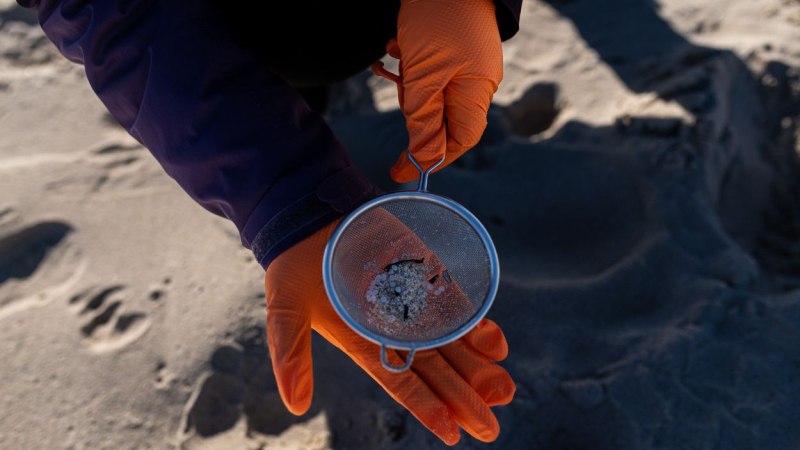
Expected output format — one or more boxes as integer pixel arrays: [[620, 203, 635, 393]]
[[246, 165, 381, 269]]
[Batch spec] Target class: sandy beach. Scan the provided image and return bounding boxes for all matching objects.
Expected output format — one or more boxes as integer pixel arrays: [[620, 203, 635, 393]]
[[2, 0, 800, 448]]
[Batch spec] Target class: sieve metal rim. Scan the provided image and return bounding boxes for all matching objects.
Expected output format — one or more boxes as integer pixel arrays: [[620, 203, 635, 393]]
[[322, 190, 500, 355]]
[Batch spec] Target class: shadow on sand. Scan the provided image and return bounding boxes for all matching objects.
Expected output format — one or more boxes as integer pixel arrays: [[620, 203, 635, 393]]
[[186, 1, 800, 448]]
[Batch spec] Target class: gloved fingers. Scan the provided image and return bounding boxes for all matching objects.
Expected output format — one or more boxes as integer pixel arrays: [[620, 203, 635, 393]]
[[262, 220, 344, 415], [313, 320, 461, 446], [411, 349, 501, 442], [461, 319, 509, 361], [372, 348, 462, 446], [391, 75, 448, 183], [265, 291, 314, 416], [438, 340, 515, 406], [386, 37, 401, 59], [443, 76, 496, 155], [390, 0, 501, 184], [391, 76, 494, 183], [389, 151, 415, 183]]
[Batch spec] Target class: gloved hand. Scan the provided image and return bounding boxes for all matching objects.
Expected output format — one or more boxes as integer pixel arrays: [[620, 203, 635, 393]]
[[371, 0, 503, 183], [264, 218, 515, 445]]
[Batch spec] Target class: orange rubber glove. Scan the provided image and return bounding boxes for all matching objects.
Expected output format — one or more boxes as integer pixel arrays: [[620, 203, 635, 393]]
[[371, 0, 503, 183], [264, 218, 515, 445]]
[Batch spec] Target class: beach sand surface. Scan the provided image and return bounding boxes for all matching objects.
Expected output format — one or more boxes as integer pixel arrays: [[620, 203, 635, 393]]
[[2, 0, 800, 448]]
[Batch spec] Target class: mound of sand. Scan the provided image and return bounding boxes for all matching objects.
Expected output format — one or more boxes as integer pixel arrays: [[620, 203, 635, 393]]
[[2, 0, 800, 448]]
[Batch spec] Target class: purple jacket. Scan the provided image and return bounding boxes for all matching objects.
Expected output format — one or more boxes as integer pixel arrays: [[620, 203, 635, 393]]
[[17, 0, 522, 269]]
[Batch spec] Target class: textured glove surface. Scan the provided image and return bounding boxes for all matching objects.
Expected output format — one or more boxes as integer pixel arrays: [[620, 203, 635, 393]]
[[264, 218, 515, 445], [372, 0, 503, 182]]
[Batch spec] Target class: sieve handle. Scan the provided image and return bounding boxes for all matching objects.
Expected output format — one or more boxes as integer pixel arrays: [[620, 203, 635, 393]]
[[407, 152, 446, 192], [381, 345, 416, 372]]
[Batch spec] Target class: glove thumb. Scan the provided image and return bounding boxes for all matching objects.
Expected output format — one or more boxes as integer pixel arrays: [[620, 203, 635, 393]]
[[265, 279, 314, 416]]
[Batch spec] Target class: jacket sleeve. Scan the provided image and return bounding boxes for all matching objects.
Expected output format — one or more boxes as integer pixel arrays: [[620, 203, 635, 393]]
[[495, 0, 522, 41], [16, 0, 379, 269]]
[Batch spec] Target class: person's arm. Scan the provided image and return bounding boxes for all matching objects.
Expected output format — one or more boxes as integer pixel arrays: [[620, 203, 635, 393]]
[[17, 0, 378, 269]]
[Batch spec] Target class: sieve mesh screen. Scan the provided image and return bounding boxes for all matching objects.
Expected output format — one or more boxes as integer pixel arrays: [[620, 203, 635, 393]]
[[329, 197, 492, 343]]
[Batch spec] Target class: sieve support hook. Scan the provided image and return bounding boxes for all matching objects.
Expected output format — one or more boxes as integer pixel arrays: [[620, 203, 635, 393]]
[[381, 345, 416, 372], [407, 152, 446, 192]]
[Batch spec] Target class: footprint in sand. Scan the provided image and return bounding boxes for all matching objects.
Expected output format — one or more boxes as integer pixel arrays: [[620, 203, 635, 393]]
[[181, 327, 312, 439], [67, 285, 152, 353], [180, 326, 407, 448], [0, 220, 72, 285], [502, 82, 561, 138], [87, 143, 149, 193], [28, 141, 155, 194], [0, 220, 85, 320]]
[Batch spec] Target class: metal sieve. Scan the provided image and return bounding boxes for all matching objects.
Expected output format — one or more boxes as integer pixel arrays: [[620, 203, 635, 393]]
[[322, 153, 500, 372]]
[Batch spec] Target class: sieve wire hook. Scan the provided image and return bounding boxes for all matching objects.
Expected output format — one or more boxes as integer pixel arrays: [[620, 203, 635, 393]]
[[381, 344, 416, 372], [407, 152, 446, 192]]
